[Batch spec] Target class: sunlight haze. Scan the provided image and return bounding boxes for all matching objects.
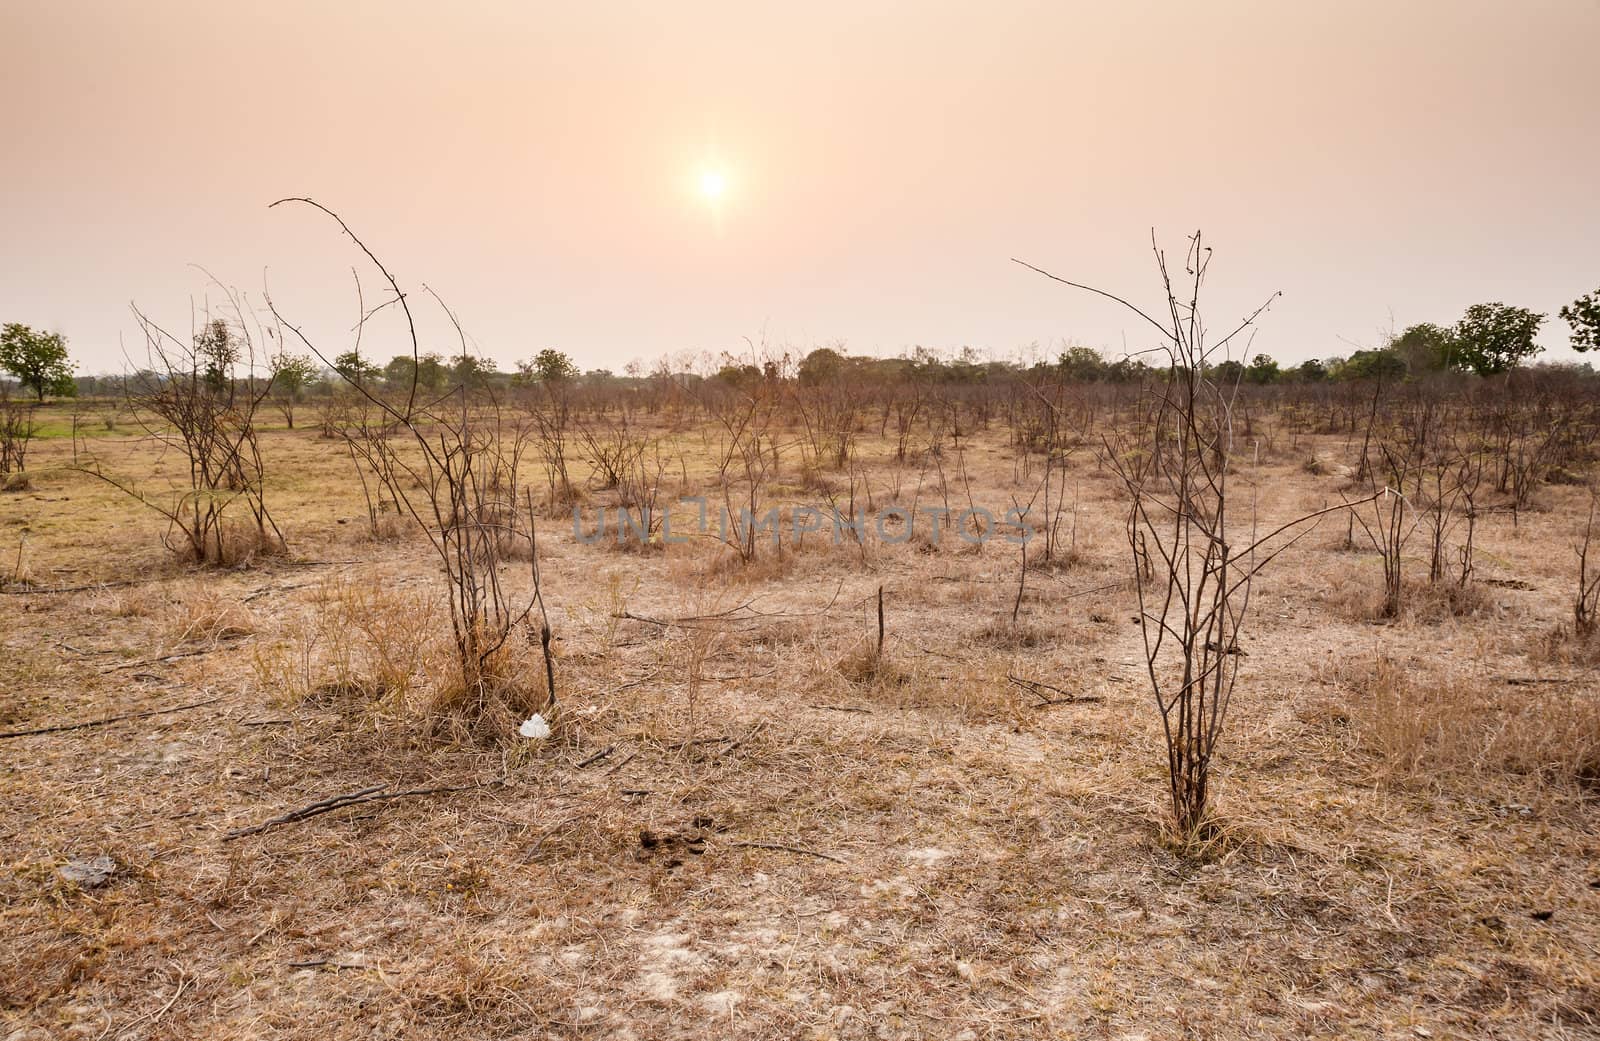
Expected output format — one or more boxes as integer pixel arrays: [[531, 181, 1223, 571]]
[[3, 0, 1597, 373]]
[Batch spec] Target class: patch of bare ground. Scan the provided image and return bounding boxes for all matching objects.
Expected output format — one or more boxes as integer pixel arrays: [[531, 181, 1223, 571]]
[[1, 424, 1597, 1040]]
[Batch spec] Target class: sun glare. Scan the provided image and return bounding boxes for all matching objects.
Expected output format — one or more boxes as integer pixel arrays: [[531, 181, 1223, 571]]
[[699, 169, 727, 200]]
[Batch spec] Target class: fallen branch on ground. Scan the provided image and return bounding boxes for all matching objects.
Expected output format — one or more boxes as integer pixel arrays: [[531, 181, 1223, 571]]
[[223, 780, 497, 841], [1007, 674, 1104, 706], [575, 745, 615, 768], [0, 695, 224, 739], [727, 840, 846, 864]]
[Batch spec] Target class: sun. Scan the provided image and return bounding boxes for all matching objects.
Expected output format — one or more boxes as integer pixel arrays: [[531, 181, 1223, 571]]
[[699, 169, 727, 200]]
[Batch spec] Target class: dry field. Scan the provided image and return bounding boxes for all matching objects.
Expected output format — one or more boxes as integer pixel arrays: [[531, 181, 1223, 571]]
[[2, 411, 1598, 1040]]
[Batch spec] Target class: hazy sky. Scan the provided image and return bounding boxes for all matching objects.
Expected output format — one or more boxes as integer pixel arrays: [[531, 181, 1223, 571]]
[[3, 0, 1597, 374]]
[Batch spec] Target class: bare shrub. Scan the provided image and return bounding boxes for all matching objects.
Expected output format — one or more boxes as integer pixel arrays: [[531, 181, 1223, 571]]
[[702, 372, 782, 563], [79, 297, 286, 566], [0, 395, 36, 483], [1576, 490, 1600, 638], [520, 380, 579, 506], [269, 198, 557, 738], [1022, 233, 1360, 838]]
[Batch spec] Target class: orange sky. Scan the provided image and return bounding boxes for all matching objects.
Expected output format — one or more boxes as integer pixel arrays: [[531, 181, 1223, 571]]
[[3, 0, 1597, 373]]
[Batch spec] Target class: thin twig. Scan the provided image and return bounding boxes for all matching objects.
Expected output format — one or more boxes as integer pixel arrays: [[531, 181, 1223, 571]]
[[727, 841, 846, 864], [575, 744, 616, 768], [0, 696, 224, 739], [1007, 674, 1105, 705], [222, 781, 494, 841]]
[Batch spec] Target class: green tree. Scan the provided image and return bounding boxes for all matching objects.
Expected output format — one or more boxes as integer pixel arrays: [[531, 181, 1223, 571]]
[[1294, 358, 1329, 382], [1056, 345, 1107, 382], [1390, 322, 1456, 374], [194, 319, 238, 390], [333, 350, 380, 387], [0, 323, 76, 400], [1245, 354, 1280, 384], [270, 352, 320, 429], [1559, 287, 1600, 354], [1336, 349, 1407, 382], [450, 353, 496, 388], [384, 354, 416, 387], [714, 362, 761, 388], [518, 348, 578, 384], [1452, 303, 1544, 377], [798, 346, 846, 384], [1210, 359, 1245, 385]]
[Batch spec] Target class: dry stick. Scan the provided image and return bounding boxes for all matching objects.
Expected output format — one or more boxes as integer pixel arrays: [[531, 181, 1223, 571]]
[[222, 781, 493, 841], [1007, 674, 1104, 706], [575, 744, 616, 768], [876, 584, 886, 659], [0, 696, 224, 740], [100, 647, 217, 673], [717, 722, 763, 758], [1011, 539, 1028, 624], [727, 841, 846, 864]]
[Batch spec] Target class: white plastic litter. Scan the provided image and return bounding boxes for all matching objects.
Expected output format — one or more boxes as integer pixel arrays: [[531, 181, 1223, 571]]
[[519, 714, 552, 740]]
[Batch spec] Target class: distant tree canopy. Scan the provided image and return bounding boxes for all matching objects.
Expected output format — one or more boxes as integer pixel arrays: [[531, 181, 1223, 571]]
[[1560, 287, 1600, 354], [194, 319, 239, 390], [714, 361, 763, 389], [797, 347, 846, 384], [1390, 322, 1456, 374], [1336, 348, 1408, 382], [1296, 358, 1329, 382], [1056, 345, 1108, 382], [515, 348, 579, 385], [1452, 303, 1545, 377], [450, 353, 495, 388], [1211, 359, 1246, 385], [0, 323, 76, 400], [1245, 354, 1280, 384], [271, 352, 319, 396], [382, 352, 449, 392], [333, 350, 382, 386]]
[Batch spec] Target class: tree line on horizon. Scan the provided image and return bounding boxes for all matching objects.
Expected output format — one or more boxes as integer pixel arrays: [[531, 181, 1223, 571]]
[[4, 288, 1599, 403]]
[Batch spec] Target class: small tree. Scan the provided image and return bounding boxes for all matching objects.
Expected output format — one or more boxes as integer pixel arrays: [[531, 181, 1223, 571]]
[[1245, 353, 1280, 384], [1452, 303, 1544, 377], [1390, 322, 1456, 374], [80, 300, 285, 564], [333, 350, 381, 387], [1295, 358, 1329, 382], [0, 392, 37, 480], [1056, 345, 1108, 382], [0, 324, 75, 401], [517, 348, 578, 385], [1559, 287, 1599, 354], [270, 352, 320, 429], [269, 198, 558, 735], [1017, 234, 1366, 839]]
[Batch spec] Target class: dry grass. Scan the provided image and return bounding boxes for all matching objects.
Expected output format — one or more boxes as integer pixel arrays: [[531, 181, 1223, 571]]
[[170, 588, 258, 645], [1, 419, 1598, 1039], [1336, 657, 1600, 788]]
